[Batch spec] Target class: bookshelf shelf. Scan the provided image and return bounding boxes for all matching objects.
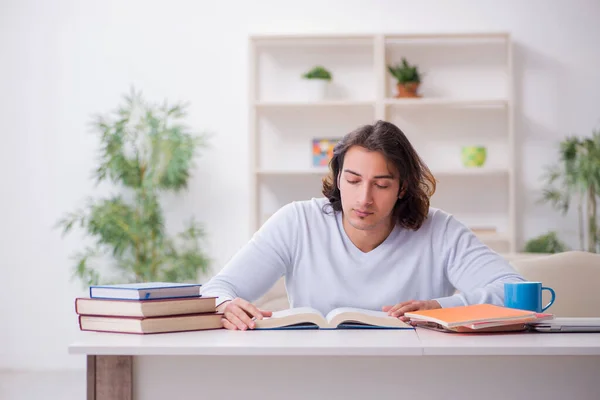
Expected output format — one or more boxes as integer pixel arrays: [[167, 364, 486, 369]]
[[256, 168, 329, 176], [384, 98, 507, 109], [255, 100, 375, 109], [255, 167, 508, 178], [249, 32, 516, 253], [475, 233, 511, 242], [434, 168, 509, 177]]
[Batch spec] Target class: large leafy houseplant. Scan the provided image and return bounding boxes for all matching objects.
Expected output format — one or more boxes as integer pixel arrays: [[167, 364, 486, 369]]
[[57, 89, 211, 286], [540, 130, 600, 252]]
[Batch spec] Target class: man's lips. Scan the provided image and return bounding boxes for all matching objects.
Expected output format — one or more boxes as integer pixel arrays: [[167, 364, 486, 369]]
[[354, 209, 373, 217]]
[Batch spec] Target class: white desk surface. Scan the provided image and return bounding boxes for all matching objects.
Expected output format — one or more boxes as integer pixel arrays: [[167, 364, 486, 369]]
[[69, 328, 600, 357], [68, 329, 422, 356], [415, 328, 600, 355]]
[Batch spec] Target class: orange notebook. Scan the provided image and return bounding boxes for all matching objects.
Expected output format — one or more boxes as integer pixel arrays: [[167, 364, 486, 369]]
[[404, 304, 539, 329]]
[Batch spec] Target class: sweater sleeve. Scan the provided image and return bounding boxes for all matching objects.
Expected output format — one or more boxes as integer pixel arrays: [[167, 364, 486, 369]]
[[199, 202, 298, 307], [433, 214, 526, 308]]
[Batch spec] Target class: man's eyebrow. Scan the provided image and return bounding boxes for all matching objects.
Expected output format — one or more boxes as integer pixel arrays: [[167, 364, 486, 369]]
[[343, 169, 395, 179]]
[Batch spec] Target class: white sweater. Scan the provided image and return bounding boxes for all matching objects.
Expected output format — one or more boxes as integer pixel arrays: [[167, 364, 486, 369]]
[[201, 197, 525, 315]]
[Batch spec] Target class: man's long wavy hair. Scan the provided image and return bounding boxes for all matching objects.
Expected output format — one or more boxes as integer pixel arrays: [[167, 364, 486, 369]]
[[321, 120, 436, 230]]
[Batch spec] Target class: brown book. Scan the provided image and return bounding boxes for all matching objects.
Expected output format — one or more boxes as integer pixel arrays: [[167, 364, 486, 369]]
[[78, 313, 224, 334], [75, 296, 216, 318]]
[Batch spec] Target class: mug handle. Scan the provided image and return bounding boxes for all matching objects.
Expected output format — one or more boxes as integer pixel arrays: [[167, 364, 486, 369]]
[[541, 287, 556, 312]]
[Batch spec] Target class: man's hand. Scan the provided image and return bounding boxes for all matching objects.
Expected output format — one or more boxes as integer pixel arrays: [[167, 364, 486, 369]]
[[382, 300, 441, 322], [218, 298, 273, 330]]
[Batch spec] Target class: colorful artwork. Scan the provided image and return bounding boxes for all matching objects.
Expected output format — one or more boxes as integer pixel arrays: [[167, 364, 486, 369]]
[[312, 138, 340, 167]]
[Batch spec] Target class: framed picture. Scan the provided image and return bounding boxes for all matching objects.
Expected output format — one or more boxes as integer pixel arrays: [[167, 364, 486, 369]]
[[312, 138, 340, 167]]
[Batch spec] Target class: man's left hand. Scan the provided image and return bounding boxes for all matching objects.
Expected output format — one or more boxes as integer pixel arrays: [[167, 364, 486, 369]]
[[382, 300, 441, 322]]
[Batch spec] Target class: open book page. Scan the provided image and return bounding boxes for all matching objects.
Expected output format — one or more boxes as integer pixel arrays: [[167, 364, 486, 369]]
[[325, 307, 384, 322], [325, 307, 412, 329], [253, 307, 327, 329], [270, 307, 323, 319]]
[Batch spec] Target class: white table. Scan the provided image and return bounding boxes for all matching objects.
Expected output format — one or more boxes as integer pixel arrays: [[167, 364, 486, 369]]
[[69, 328, 600, 400]]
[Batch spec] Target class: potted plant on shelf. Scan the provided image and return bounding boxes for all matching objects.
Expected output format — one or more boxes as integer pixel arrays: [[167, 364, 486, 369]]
[[301, 65, 332, 101], [56, 88, 211, 286], [539, 130, 600, 253], [387, 58, 422, 98]]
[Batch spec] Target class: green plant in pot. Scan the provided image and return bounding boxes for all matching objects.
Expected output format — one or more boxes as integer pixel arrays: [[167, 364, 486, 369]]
[[387, 58, 422, 98], [302, 65, 332, 81], [540, 130, 600, 253], [56, 88, 211, 286], [302, 65, 332, 101]]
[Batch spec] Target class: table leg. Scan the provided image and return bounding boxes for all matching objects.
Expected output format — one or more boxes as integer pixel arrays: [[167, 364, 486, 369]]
[[87, 355, 133, 400]]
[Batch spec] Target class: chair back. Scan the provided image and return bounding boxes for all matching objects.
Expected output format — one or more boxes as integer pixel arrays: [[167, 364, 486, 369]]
[[511, 251, 600, 317]]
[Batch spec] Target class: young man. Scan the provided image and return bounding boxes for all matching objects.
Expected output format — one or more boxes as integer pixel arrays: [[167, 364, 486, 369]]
[[201, 120, 525, 330]]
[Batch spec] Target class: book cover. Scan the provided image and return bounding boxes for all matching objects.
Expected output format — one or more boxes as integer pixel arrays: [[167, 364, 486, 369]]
[[89, 282, 202, 300], [405, 304, 538, 328], [312, 138, 340, 167], [75, 296, 217, 318]]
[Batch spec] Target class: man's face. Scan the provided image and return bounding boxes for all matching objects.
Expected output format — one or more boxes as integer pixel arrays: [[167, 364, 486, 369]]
[[339, 145, 401, 231]]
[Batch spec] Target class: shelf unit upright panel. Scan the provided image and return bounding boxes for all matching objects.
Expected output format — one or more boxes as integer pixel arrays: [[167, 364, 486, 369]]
[[382, 33, 515, 253], [249, 33, 516, 254], [249, 34, 377, 234]]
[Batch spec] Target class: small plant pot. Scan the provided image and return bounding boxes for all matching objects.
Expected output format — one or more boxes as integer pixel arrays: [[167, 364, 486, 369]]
[[304, 79, 329, 101], [396, 82, 420, 98], [461, 146, 487, 168]]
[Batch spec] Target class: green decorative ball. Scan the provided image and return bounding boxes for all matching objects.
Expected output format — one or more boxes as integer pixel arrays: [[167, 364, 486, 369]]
[[461, 146, 487, 167]]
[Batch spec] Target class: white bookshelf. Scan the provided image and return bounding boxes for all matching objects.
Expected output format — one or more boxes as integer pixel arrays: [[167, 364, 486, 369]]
[[249, 33, 516, 254]]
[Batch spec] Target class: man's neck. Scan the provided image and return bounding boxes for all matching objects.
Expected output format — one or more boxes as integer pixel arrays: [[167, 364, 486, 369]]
[[342, 216, 395, 253]]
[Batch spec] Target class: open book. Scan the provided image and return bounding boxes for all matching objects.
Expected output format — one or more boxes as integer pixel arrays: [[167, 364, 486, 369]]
[[253, 307, 413, 330]]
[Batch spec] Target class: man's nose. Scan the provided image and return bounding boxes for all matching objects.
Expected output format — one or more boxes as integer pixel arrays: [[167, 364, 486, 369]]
[[359, 185, 374, 205]]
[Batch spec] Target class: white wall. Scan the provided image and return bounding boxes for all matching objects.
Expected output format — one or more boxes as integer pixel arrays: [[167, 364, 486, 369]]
[[1, 0, 599, 371]]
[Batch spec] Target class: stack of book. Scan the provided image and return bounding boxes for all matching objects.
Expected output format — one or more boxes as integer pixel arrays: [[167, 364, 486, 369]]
[[75, 282, 223, 334], [405, 304, 554, 333]]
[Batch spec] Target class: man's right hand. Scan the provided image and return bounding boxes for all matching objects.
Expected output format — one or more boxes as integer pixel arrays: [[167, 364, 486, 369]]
[[217, 298, 273, 330]]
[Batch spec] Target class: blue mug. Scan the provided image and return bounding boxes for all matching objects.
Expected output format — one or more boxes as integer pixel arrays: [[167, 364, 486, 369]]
[[504, 282, 556, 312]]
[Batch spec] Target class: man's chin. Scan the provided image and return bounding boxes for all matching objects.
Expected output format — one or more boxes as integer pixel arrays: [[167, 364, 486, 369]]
[[348, 217, 378, 231]]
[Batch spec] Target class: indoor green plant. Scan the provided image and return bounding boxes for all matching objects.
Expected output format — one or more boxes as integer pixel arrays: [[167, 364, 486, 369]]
[[540, 130, 600, 252], [57, 88, 211, 286], [524, 231, 569, 253], [387, 58, 422, 98], [302, 65, 332, 101], [302, 65, 332, 81]]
